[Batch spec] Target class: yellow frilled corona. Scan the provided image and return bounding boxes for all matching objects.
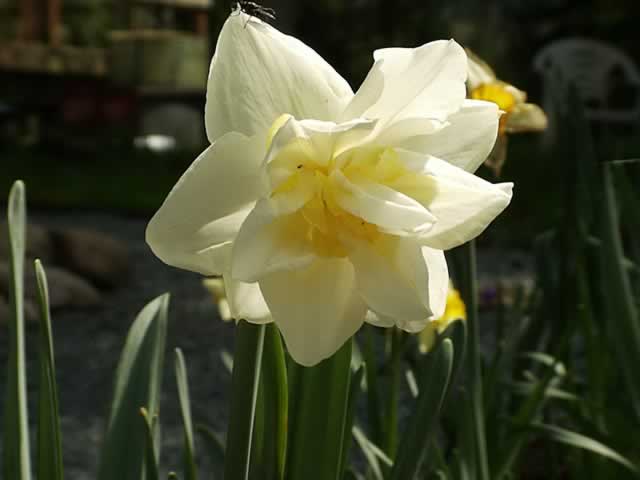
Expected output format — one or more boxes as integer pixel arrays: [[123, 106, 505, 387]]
[[418, 284, 466, 354], [466, 49, 548, 176]]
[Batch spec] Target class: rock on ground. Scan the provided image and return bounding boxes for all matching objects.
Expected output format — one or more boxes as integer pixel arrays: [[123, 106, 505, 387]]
[[0, 211, 232, 479]]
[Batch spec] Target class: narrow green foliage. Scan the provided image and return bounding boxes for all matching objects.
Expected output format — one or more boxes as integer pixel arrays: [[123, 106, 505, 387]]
[[442, 320, 467, 400], [531, 423, 639, 474], [256, 324, 288, 480], [339, 366, 366, 478], [140, 408, 160, 480], [383, 329, 403, 459], [34, 260, 64, 480], [363, 326, 383, 446], [286, 339, 353, 480], [601, 165, 640, 419], [2, 180, 32, 480], [224, 321, 266, 480], [196, 424, 225, 470], [389, 339, 454, 480], [352, 425, 390, 480], [175, 349, 197, 480], [458, 241, 490, 480], [98, 294, 170, 480], [494, 356, 562, 479]]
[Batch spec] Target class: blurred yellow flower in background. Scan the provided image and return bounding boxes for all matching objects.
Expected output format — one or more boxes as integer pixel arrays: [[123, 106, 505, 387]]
[[418, 284, 466, 354], [202, 277, 233, 322], [466, 49, 548, 176]]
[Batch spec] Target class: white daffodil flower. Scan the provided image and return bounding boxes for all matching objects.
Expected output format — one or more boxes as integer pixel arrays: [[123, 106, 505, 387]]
[[147, 11, 513, 366]]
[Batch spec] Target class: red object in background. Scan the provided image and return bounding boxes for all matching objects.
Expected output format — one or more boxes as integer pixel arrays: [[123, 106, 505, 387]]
[[102, 91, 137, 124], [62, 82, 100, 125], [61, 81, 136, 127]]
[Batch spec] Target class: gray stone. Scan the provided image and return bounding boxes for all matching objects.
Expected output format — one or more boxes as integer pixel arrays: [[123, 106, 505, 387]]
[[51, 228, 129, 289], [0, 221, 54, 263], [0, 262, 102, 314]]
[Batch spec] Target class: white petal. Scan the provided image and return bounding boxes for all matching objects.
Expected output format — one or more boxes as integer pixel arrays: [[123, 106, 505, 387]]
[[342, 40, 467, 130], [407, 156, 513, 250], [206, 12, 353, 143], [397, 100, 500, 172], [364, 310, 395, 328], [330, 170, 435, 234], [349, 236, 442, 322], [223, 272, 272, 324], [395, 247, 449, 333], [259, 258, 367, 366], [265, 115, 376, 178], [146, 133, 265, 275], [231, 200, 317, 283]]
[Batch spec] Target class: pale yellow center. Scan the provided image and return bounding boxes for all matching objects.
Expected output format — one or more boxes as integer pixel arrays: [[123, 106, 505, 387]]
[[266, 119, 428, 258]]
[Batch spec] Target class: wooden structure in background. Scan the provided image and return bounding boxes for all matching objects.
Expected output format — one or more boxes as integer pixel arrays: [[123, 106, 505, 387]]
[[3, 0, 107, 76], [0, 0, 213, 149]]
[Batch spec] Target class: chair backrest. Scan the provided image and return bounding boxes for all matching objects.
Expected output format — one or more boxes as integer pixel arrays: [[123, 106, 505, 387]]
[[534, 37, 640, 122]]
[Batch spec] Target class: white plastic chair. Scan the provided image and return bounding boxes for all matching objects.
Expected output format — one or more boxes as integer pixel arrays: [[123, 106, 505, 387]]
[[534, 37, 640, 124]]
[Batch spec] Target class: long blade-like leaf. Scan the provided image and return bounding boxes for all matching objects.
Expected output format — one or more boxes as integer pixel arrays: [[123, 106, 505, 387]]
[[196, 424, 225, 472], [601, 164, 640, 420], [286, 339, 353, 480], [249, 324, 288, 480], [140, 408, 160, 480], [532, 423, 639, 474], [175, 349, 197, 480], [98, 294, 170, 480], [352, 425, 390, 480], [339, 366, 366, 478], [2, 180, 32, 480], [224, 321, 266, 480], [389, 338, 454, 480], [34, 260, 64, 480], [457, 241, 490, 480]]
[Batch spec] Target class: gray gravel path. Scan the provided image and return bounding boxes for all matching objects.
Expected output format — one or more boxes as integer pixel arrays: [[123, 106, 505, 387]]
[[0, 211, 232, 479], [0, 210, 533, 479]]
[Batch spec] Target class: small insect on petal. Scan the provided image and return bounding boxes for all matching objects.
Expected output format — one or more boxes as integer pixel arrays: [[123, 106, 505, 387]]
[[232, 1, 277, 23]]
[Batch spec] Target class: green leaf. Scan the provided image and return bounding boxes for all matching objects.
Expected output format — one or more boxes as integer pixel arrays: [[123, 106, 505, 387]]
[[249, 324, 288, 480], [175, 349, 197, 480], [442, 319, 467, 400], [383, 328, 403, 459], [34, 260, 64, 480], [196, 424, 225, 471], [493, 357, 561, 479], [363, 326, 383, 447], [339, 366, 365, 478], [531, 423, 639, 474], [456, 241, 490, 480], [286, 339, 353, 480], [2, 180, 32, 480], [389, 338, 454, 480], [98, 294, 170, 480], [224, 321, 266, 480], [351, 425, 390, 480], [140, 408, 160, 480], [601, 164, 640, 420]]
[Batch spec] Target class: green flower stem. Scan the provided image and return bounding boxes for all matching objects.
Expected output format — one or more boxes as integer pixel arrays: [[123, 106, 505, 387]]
[[460, 240, 490, 480], [224, 321, 266, 480], [364, 326, 383, 447], [383, 328, 403, 460], [286, 339, 353, 480]]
